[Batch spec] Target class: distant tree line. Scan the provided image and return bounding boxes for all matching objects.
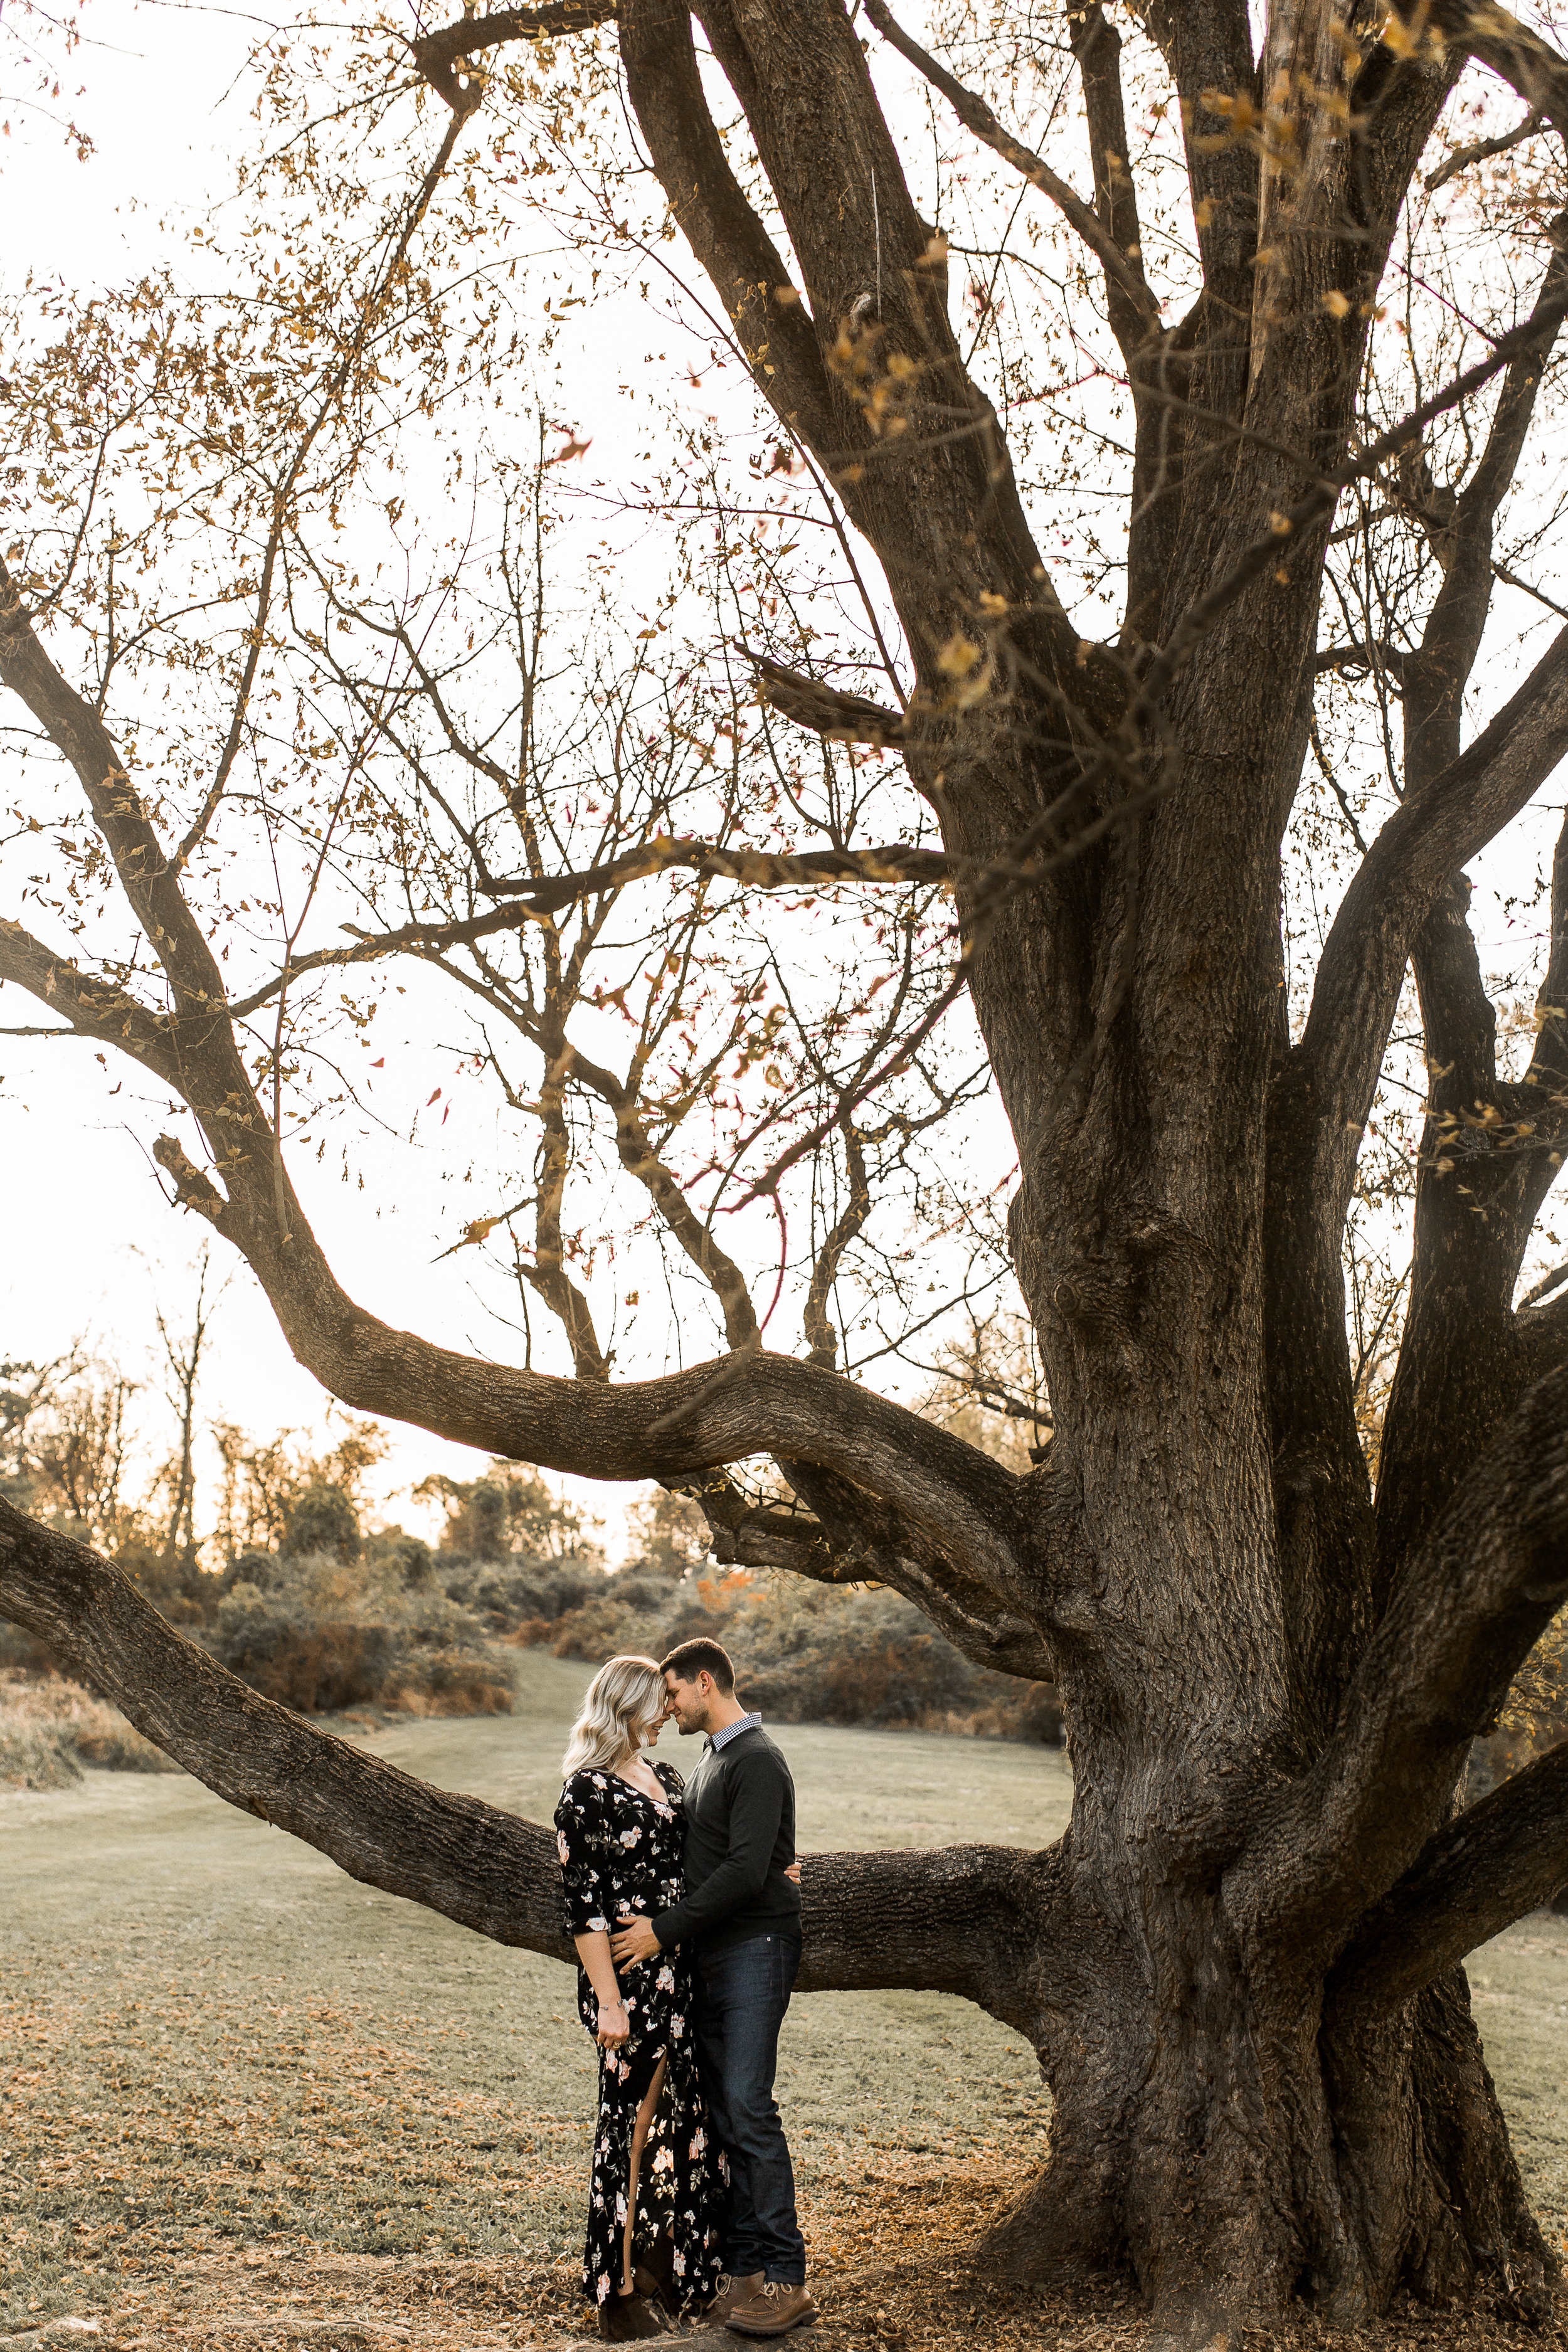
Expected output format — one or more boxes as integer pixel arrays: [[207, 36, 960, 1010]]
[[3, 1338, 1559, 1772], [0, 1345, 1067, 1739]]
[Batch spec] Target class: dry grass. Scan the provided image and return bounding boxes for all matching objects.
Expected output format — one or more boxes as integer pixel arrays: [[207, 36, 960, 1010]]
[[1, 2173, 1564, 2352], [0, 1675, 180, 1788]]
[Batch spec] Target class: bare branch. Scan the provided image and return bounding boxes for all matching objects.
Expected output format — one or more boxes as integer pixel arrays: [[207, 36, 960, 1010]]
[[410, 0, 613, 114], [1428, 0, 1568, 136], [862, 0, 1162, 346], [1242, 1360, 1568, 1963], [803, 1118, 870, 1369], [1315, 643, 1406, 682], [617, 0, 834, 450], [543, 1036, 761, 1353], [1520, 1261, 1568, 1310], [1067, 6, 1149, 353], [743, 647, 906, 748], [523, 1043, 611, 1380], [215, 837, 951, 1019], [1425, 108, 1544, 194], [1328, 1739, 1568, 2020], [1299, 622, 1568, 1242], [696, 1456, 1057, 1682], [0, 918, 183, 1085]]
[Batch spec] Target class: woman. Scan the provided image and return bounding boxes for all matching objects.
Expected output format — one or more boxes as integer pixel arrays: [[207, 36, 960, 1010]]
[[555, 1655, 723, 2340]]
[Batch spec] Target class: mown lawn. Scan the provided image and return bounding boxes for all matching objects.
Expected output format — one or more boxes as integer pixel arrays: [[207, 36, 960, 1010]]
[[3, 1653, 1564, 2338]]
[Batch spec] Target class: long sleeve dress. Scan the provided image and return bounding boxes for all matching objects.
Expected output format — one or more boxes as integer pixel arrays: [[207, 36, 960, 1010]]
[[554, 1759, 724, 2317]]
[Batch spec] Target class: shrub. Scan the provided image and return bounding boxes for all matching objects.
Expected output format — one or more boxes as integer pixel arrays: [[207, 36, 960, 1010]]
[[0, 1619, 61, 1675], [443, 1557, 596, 1633], [0, 1719, 82, 1789], [1466, 1604, 1567, 1807], [206, 1551, 511, 1717], [0, 1671, 182, 1784], [281, 1482, 361, 1563], [517, 1554, 1063, 1744]]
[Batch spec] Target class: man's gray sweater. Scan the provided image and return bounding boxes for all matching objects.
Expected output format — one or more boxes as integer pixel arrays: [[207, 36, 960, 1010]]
[[654, 1725, 801, 1956]]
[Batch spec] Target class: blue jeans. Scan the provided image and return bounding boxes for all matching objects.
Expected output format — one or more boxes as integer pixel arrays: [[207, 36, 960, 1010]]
[[694, 1933, 805, 2284]]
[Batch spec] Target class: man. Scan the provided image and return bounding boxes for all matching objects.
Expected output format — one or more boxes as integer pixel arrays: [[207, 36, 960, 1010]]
[[610, 1638, 814, 2339]]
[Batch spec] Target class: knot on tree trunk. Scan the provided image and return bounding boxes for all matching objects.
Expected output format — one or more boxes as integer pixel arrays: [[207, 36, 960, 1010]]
[[1053, 1258, 1136, 1332]]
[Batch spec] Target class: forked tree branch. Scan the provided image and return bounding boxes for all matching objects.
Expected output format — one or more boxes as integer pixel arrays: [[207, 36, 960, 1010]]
[[1243, 1360, 1568, 1961], [0, 1494, 1050, 2020], [862, 0, 1162, 346], [524, 1043, 612, 1380], [1428, 0, 1568, 134], [0, 538, 1047, 1621], [410, 0, 615, 112], [1298, 621, 1568, 1241], [216, 837, 951, 1019], [617, 0, 835, 448], [156, 1115, 1030, 1597], [692, 1461, 1057, 1682], [622, 0, 1093, 710], [1327, 1738, 1568, 2020]]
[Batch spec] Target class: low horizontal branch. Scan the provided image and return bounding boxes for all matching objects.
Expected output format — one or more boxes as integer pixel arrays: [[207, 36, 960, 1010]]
[[0, 1495, 567, 1952], [0, 1496, 1050, 2023], [1239, 1359, 1568, 1963], [1328, 1739, 1568, 2020]]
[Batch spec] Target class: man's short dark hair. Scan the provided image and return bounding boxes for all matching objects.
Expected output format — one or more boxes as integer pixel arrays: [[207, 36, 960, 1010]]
[[660, 1638, 736, 1693]]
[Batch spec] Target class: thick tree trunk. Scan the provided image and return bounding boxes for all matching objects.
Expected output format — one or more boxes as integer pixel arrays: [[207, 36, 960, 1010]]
[[987, 1849, 1552, 2326]]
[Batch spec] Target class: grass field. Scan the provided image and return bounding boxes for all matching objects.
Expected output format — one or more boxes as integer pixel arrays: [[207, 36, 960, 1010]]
[[3, 1654, 1565, 2344]]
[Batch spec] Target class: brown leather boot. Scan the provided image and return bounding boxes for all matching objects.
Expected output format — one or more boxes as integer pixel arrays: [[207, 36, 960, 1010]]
[[703, 2270, 765, 2324], [633, 2233, 679, 2321], [597, 2288, 667, 2340], [725, 2280, 818, 2336]]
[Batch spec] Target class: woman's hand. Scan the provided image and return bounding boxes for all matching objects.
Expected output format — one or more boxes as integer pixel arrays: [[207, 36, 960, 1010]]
[[595, 1996, 630, 2049], [785, 1857, 802, 1885]]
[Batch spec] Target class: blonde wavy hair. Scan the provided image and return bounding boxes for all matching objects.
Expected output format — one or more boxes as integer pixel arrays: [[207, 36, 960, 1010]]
[[561, 1653, 666, 1779]]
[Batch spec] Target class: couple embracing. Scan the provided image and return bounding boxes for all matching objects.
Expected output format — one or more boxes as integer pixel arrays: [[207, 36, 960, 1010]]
[[554, 1639, 817, 2341]]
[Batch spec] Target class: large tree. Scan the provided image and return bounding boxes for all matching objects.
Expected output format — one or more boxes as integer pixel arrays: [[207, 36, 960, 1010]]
[[6, 0, 1568, 2333]]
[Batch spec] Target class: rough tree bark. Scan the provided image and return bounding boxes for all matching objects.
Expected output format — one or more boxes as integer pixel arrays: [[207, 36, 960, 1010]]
[[7, 0, 1568, 2337]]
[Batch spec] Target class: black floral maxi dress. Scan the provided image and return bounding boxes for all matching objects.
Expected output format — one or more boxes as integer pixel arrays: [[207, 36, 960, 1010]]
[[554, 1761, 724, 2319]]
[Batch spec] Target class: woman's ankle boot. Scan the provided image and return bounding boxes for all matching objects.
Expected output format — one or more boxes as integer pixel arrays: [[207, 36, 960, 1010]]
[[598, 2288, 665, 2341]]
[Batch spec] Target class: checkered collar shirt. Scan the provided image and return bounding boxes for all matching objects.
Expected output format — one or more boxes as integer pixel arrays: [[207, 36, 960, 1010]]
[[707, 1710, 762, 1754]]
